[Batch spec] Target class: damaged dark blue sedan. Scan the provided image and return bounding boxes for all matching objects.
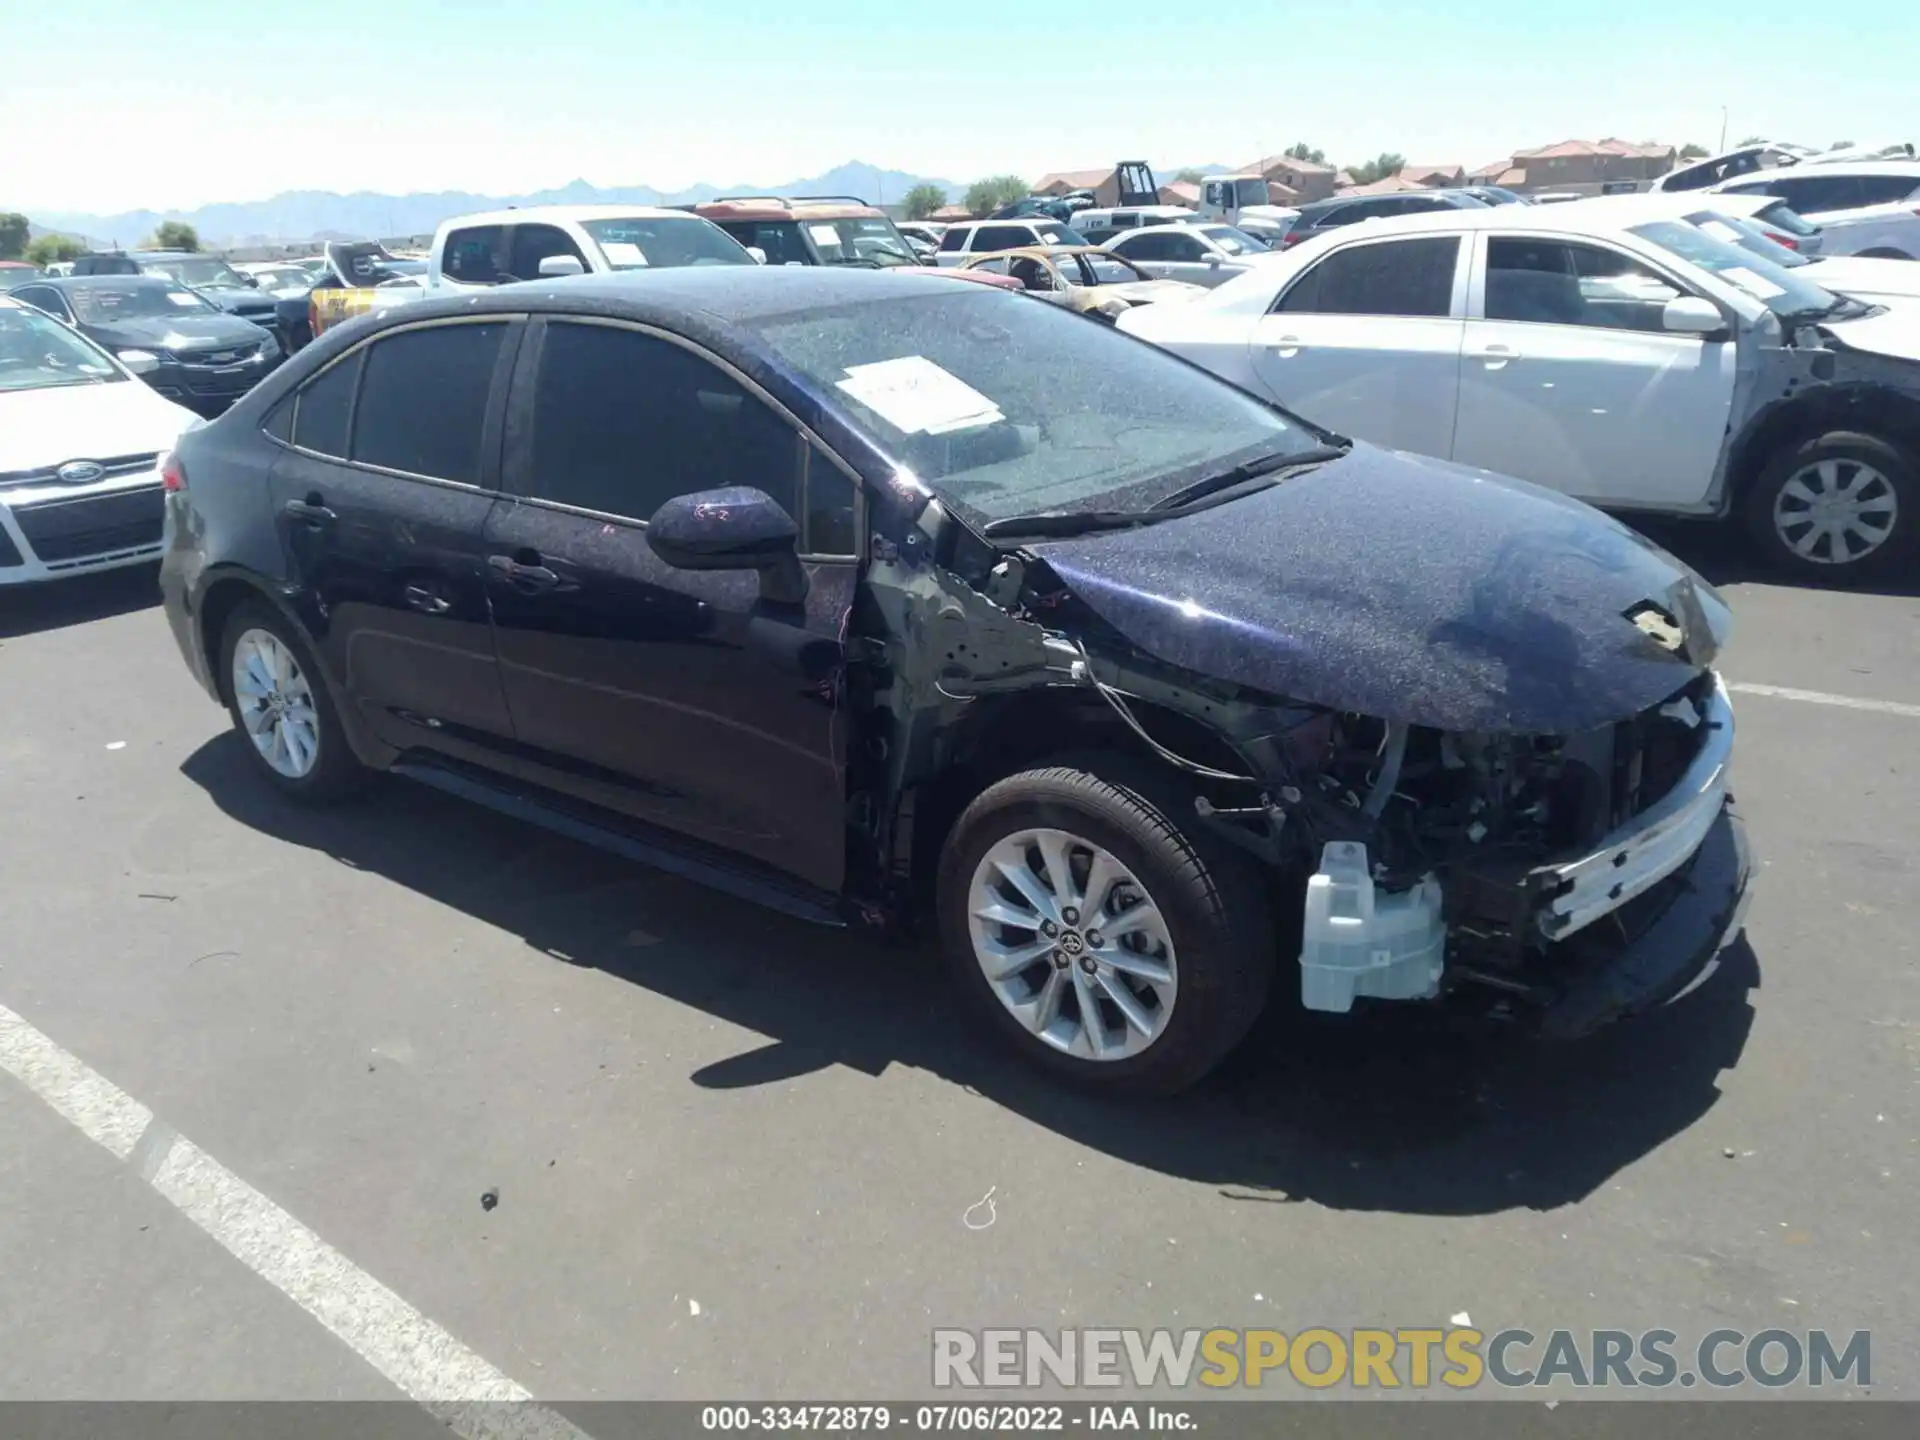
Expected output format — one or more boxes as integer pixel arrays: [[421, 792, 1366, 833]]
[[157, 268, 1753, 1094]]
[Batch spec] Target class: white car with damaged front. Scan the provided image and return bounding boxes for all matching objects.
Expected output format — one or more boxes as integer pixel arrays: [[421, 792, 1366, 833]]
[[1117, 205, 1920, 579], [0, 295, 200, 585]]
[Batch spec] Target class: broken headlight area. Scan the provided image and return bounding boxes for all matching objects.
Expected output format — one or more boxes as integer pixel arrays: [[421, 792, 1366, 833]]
[[1192, 669, 1737, 1027]]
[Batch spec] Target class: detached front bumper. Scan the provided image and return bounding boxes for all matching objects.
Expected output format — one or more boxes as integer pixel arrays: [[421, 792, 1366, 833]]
[[1534, 799, 1752, 1038]]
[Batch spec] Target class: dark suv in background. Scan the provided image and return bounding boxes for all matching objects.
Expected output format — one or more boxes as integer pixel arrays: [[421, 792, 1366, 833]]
[[1278, 189, 1488, 248], [74, 249, 284, 338]]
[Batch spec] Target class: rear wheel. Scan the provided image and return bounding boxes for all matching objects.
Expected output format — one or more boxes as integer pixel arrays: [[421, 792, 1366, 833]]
[[1742, 430, 1915, 581], [936, 759, 1275, 1094], [219, 602, 364, 800]]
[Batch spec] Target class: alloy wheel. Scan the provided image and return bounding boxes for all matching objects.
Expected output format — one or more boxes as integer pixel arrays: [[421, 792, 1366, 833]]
[[1773, 457, 1900, 565], [231, 628, 321, 779], [966, 827, 1178, 1061]]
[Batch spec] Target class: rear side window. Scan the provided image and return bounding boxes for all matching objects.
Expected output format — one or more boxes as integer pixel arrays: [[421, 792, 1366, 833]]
[[938, 227, 969, 253], [1311, 204, 1357, 228], [1855, 173, 1920, 205], [441, 225, 506, 284], [1761, 175, 1866, 214], [1115, 230, 1177, 261], [1276, 237, 1460, 318], [974, 225, 1032, 251], [351, 322, 507, 483], [292, 351, 361, 456]]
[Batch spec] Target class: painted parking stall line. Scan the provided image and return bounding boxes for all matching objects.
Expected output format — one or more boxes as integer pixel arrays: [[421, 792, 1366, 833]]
[[0, 1001, 591, 1440], [1729, 682, 1920, 721]]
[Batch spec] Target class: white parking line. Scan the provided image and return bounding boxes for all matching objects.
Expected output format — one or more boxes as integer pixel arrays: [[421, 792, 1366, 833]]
[[1729, 682, 1920, 720], [0, 1001, 592, 1440]]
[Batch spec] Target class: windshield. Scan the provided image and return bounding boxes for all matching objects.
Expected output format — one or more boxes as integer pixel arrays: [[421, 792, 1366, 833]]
[[70, 282, 218, 323], [141, 255, 246, 289], [747, 289, 1320, 527], [1199, 225, 1263, 256], [1681, 211, 1810, 269], [799, 216, 918, 267], [0, 303, 125, 391], [580, 216, 753, 270], [1627, 219, 1838, 317]]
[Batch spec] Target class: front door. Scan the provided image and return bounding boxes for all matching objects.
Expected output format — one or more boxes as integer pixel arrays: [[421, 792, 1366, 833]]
[[1246, 233, 1468, 459], [1450, 233, 1736, 508], [266, 318, 519, 760], [484, 317, 858, 891]]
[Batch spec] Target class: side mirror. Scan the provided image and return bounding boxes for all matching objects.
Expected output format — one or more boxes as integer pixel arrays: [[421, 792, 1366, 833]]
[[538, 254, 586, 278], [645, 486, 807, 603], [118, 349, 161, 375], [1205, 253, 1225, 266], [240, 273, 260, 288], [1662, 294, 1727, 336], [746, 246, 768, 265]]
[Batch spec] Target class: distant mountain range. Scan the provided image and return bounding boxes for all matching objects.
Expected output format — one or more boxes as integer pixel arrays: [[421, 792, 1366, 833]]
[[29, 160, 1233, 248]]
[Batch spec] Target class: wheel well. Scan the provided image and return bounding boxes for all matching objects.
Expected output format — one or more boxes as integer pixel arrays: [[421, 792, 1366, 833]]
[[1727, 386, 1920, 502], [1856, 247, 1913, 260], [899, 688, 1248, 912], [196, 577, 271, 705]]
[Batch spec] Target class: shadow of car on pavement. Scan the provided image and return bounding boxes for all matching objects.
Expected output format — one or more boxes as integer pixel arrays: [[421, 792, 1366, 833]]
[[182, 734, 1759, 1219], [0, 564, 162, 641]]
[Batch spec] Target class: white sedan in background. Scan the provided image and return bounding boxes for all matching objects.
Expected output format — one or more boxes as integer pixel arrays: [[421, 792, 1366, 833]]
[[1, 295, 199, 585], [1117, 205, 1920, 579], [1102, 222, 1284, 287]]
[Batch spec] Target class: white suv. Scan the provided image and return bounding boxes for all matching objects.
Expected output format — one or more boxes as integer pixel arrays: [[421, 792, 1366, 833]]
[[1712, 162, 1920, 258], [934, 217, 1089, 265]]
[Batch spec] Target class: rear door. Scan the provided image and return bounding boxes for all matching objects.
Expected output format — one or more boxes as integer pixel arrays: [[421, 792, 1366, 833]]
[[266, 316, 520, 759], [1247, 233, 1468, 458], [482, 317, 859, 890], [1451, 233, 1735, 508]]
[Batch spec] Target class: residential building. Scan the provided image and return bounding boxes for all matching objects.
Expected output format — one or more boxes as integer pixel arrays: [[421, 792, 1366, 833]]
[[1238, 154, 1338, 202], [1398, 163, 1467, 188], [1035, 167, 1127, 205], [1469, 139, 1677, 196]]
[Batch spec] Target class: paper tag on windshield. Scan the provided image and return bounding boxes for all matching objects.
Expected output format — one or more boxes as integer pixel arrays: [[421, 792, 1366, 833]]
[[167, 291, 201, 307], [600, 241, 646, 266], [1700, 220, 1743, 243], [809, 224, 843, 246], [1721, 265, 1785, 299], [835, 356, 1003, 435]]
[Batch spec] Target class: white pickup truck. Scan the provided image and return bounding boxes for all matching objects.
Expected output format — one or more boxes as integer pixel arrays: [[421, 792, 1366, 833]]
[[307, 203, 755, 343]]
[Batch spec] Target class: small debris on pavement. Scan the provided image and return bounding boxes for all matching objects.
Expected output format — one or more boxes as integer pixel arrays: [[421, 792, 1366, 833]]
[[106, 741, 127, 751], [1723, 1147, 1738, 1158], [480, 1188, 499, 1211], [1451, 1312, 1472, 1327], [689, 1298, 702, 1316]]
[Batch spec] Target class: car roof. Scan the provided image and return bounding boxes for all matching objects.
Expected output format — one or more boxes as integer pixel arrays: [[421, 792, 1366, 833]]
[[1275, 204, 1674, 244], [438, 204, 703, 229], [693, 197, 886, 221], [1716, 159, 1920, 183], [36, 273, 179, 290], [1558, 191, 1777, 220]]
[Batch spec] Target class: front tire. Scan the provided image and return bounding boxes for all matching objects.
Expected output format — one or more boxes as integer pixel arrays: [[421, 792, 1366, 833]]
[[219, 601, 364, 801], [1742, 429, 1915, 581], [936, 759, 1275, 1094]]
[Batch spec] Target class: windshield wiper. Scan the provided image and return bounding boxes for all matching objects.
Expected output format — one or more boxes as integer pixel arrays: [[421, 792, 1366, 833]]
[[1148, 444, 1349, 513], [980, 510, 1166, 541]]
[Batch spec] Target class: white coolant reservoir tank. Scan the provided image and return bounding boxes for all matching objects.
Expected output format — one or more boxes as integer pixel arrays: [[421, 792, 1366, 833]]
[[1298, 842, 1447, 1013]]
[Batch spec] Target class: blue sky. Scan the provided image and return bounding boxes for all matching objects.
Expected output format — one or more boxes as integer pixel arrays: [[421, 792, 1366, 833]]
[[5, 0, 1912, 212]]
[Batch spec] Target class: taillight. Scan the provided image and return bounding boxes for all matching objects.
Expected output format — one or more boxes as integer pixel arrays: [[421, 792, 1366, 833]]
[[1281, 231, 1305, 247], [161, 453, 186, 493], [1774, 235, 1799, 250]]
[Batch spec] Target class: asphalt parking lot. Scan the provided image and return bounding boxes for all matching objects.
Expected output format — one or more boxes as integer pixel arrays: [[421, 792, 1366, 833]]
[[2, 523, 1917, 1416]]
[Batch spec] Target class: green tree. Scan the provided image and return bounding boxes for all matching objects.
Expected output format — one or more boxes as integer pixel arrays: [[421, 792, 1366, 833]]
[[1346, 153, 1406, 185], [1829, 139, 1856, 150], [1678, 142, 1709, 160], [0, 212, 31, 260], [147, 220, 200, 251], [1284, 142, 1327, 165], [1172, 168, 1207, 184], [1737, 134, 1767, 146], [901, 183, 947, 221], [963, 175, 1029, 217], [25, 233, 87, 268]]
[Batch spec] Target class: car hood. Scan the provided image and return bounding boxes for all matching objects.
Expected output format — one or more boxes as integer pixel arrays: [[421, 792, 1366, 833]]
[[0, 378, 197, 473], [1818, 302, 1920, 363], [1032, 444, 1731, 734], [1105, 279, 1206, 305], [85, 313, 272, 352], [1805, 256, 1920, 301]]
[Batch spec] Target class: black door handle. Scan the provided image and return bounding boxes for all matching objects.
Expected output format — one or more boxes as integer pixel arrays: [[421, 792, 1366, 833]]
[[487, 554, 561, 592], [284, 498, 335, 525], [402, 584, 451, 614]]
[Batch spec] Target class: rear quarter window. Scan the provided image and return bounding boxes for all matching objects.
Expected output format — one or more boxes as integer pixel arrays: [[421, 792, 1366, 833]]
[[291, 351, 361, 457]]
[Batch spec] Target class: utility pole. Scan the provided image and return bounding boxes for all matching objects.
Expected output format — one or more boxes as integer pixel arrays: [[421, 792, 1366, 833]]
[[1719, 107, 1728, 152]]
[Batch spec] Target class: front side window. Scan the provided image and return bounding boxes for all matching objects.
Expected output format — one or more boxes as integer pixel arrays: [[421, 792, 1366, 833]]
[[1483, 238, 1681, 331], [1199, 225, 1262, 256], [1114, 230, 1175, 261], [292, 351, 361, 456], [748, 287, 1322, 529], [1163, 231, 1209, 261], [0, 302, 124, 392], [441, 226, 507, 285], [1854, 173, 1920, 206], [1277, 236, 1460, 318], [581, 216, 753, 270], [1627, 219, 1838, 319], [350, 323, 506, 482], [938, 227, 969, 253], [524, 321, 801, 525], [974, 225, 1034, 252], [507, 223, 589, 279], [1754, 175, 1865, 214]]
